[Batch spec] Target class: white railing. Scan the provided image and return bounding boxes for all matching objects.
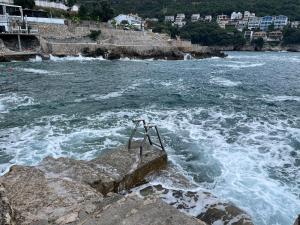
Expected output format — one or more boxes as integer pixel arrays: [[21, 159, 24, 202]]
[[26, 16, 65, 25], [34, 0, 69, 11]]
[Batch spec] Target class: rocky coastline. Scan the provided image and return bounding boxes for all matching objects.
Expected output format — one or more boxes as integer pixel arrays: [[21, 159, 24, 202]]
[[0, 140, 255, 225]]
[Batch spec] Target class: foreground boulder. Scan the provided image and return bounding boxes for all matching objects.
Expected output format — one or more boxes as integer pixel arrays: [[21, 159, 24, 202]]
[[81, 194, 206, 225], [39, 142, 167, 195], [1, 165, 104, 225]]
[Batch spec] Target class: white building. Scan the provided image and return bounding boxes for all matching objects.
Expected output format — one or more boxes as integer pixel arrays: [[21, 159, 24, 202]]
[[165, 15, 175, 22], [217, 14, 229, 29], [274, 15, 288, 30], [237, 19, 248, 31], [34, 0, 69, 11], [291, 21, 300, 28], [204, 15, 212, 22], [114, 14, 143, 29], [231, 12, 243, 20], [70, 4, 79, 13], [248, 17, 261, 30], [0, 3, 25, 33], [0, 0, 14, 4], [191, 14, 200, 22], [174, 13, 186, 28], [244, 11, 255, 20]]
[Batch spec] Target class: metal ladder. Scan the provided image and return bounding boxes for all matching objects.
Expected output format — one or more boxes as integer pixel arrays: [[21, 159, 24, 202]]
[[127, 119, 165, 158]]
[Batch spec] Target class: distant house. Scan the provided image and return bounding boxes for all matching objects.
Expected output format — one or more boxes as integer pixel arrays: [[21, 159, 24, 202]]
[[204, 15, 212, 22], [260, 16, 273, 31], [268, 31, 283, 41], [248, 17, 261, 30], [237, 19, 248, 31], [191, 14, 200, 22], [291, 21, 300, 28], [114, 14, 143, 29], [70, 5, 79, 13], [244, 11, 255, 20], [274, 15, 288, 30], [252, 31, 267, 40], [164, 16, 175, 22], [174, 13, 186, 28], [231, 12, 243, 20], [217, 14, 229, 29]]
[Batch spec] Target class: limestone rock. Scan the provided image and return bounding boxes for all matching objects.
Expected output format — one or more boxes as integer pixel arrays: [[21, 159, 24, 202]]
[[134, 166, 253, 225], [81, 194, 206, 225], [39, 142, 167, 195], [0, 165, 103, 225], [0, 183, 15, 225]]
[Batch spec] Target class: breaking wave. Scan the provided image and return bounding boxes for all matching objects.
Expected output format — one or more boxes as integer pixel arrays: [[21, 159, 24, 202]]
[[210, 77, 241, 87], [49, 54, 106, 62]]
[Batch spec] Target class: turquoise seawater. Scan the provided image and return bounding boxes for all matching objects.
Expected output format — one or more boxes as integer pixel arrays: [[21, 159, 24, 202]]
[[0, 52, 299, 225]]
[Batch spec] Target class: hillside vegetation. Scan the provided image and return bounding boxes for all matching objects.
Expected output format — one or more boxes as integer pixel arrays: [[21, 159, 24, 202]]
[[108, 0, 300, 20]]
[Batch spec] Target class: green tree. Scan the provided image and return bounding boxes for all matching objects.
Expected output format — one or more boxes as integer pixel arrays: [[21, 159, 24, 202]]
[[251, 37, 264, 50], [78, 1, 114, 22], [282, 27, 300, 44], [14, 0, 35, 9]]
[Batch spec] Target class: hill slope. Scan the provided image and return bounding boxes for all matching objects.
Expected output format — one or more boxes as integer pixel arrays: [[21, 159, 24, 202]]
[[108, 0, 300, 20]]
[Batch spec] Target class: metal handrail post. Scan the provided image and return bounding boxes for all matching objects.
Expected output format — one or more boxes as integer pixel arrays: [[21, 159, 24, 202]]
[[154, 126, 165, 151]]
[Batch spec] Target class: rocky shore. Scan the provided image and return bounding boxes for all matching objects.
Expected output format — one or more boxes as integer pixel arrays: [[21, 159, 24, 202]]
[[0, 139, 254, 225]]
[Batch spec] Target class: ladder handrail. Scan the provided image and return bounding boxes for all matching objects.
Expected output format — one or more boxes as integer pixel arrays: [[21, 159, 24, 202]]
[[127, 119, 165, 159]]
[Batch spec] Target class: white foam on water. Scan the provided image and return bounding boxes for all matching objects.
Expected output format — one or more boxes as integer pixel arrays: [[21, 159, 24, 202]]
[[22, 68, 49, 74], [0, 93, 36, 113], [210, 77, 241, 87], [88, 82, 142, 101], [215, 62, 265, 69], [0, 103, 299, 225], [29, 55, 43, 62], [86, 107, 300, 225], [49, 54, 106, 62], [91, 91, 123, 100], [261, 95, 300, 102], [160, 81, 173, 87]]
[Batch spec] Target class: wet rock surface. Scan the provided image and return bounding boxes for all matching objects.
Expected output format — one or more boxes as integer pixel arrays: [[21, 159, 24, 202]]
[[133, 166, 254, 225]]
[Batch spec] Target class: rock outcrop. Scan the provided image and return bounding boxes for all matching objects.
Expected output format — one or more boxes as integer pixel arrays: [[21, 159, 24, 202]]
[[1, 143, 193, 225], [0, 141, 254, 225], [133, 166, 254, 225], [84, 194, 206, 225]]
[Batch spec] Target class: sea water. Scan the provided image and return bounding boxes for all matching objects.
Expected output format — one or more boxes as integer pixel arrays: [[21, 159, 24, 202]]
[[0, 51, 299, 225]]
